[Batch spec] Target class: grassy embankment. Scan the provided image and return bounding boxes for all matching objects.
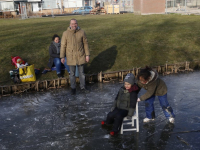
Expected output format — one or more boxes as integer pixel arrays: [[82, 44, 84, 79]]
[[0, 14, 200, 85]]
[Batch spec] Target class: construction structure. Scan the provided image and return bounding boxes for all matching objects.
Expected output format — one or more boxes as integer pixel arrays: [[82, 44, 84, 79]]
[[166, 0, 200, 14], [0, 0, 96, 17], [0, 0, 135, 17], [90, 6, 106, 15]]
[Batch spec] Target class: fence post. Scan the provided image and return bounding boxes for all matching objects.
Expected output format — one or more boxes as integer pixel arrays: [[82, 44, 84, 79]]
[[185, 0, 186, 11]]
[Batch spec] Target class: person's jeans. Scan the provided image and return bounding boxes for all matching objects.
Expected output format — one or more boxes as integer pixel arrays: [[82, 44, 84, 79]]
[[106, 107, 128, 132], [145, 94, 175, 119], [69, 64, 85, 89], [53, 57, 70, 74], [64, 57, 70, 73]]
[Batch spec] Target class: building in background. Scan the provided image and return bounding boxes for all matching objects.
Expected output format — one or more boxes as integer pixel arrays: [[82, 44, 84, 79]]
[[134, 0, 165, 14], [1, 0, 200, 16], [0, 0, 94, 13], [0, 0, 133, 14], [0, 0, 42, 13]]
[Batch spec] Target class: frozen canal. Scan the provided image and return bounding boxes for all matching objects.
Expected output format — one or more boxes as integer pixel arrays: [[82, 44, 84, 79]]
[[0, 72, 200, 150]]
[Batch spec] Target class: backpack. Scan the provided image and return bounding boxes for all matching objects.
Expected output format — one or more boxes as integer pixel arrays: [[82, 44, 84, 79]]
[[11, 56, 27, 68], [9, 69, 21, 84]]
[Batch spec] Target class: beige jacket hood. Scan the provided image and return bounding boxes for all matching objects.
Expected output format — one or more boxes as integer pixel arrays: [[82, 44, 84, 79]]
[[137, 70, 167, 101]]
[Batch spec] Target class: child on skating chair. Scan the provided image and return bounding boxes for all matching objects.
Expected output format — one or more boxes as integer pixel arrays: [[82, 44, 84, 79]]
[[101, 73, 140, 136]]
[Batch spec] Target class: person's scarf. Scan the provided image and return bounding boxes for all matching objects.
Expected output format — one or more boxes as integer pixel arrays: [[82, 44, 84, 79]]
[[123, 84, 140, 93], [128, 84, 140, 93], [53, 41, 60, 54]]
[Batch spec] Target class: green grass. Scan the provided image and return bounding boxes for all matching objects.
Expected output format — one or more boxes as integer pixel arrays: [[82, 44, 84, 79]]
[[1, 14, 200, 85]]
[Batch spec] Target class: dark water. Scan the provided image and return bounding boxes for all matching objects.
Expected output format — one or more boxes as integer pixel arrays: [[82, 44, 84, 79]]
[[0, 72, 200, 150]]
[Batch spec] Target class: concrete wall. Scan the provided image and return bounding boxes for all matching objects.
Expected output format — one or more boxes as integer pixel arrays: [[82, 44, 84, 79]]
[[133, 0, 141, 14], [142, 0, 165, 14], [38, 7, 78, 15], [134, 0, 165, 15]]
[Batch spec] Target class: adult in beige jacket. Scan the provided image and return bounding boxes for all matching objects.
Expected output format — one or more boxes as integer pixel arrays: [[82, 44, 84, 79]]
[[60, 19, 90, 95]]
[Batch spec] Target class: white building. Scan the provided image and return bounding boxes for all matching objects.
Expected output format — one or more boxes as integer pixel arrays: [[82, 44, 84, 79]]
[[0, 0, 42, 12], [0, 0, 94, 12]]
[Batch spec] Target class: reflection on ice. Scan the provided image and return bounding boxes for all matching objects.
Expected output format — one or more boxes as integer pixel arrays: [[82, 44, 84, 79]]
[[0, 72, 200, 149], [103, 135, 110, 139]]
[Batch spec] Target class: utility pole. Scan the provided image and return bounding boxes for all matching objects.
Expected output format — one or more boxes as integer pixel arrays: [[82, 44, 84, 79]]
[[61, 0, 64, 13], [185, 0, 186, 11], [13, 0, 15, 11]]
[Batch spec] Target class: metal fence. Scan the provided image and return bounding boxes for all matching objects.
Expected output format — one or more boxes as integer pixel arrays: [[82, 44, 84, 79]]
[[98, 0, 133, 12], [61, 0, 134, 13], [117, 0, 134, 12], [165, 0, 200, 14]]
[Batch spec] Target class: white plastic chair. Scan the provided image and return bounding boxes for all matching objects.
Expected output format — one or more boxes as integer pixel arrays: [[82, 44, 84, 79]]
[[120, 102, 139, 134]]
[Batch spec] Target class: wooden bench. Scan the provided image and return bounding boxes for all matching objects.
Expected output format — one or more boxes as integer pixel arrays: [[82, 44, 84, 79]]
[[0, 12, 3, 18], [4, 12, 13, 18], [0, 12, 14, 19]]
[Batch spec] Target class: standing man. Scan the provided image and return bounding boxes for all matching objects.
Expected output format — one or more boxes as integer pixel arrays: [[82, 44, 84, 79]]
[[60, 19, 90, 95]]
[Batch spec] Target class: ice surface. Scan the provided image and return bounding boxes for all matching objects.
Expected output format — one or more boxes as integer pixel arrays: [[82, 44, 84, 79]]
[[0, 72, 200, 150]]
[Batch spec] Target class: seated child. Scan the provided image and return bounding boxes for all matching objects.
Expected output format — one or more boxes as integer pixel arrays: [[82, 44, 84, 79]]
[[101, 73, 140, 136]]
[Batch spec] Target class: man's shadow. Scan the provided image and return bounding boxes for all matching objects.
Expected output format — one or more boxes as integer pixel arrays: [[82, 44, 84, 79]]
[[85, 45, 118, 74]]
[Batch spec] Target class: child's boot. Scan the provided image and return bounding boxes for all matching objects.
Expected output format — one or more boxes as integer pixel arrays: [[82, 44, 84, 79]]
[[110, 131, 118, 136], [143, 117, 155, 123], [101, 121, 106, 125], [169, 117, 175, 123], [101, 121, 111, 126]]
